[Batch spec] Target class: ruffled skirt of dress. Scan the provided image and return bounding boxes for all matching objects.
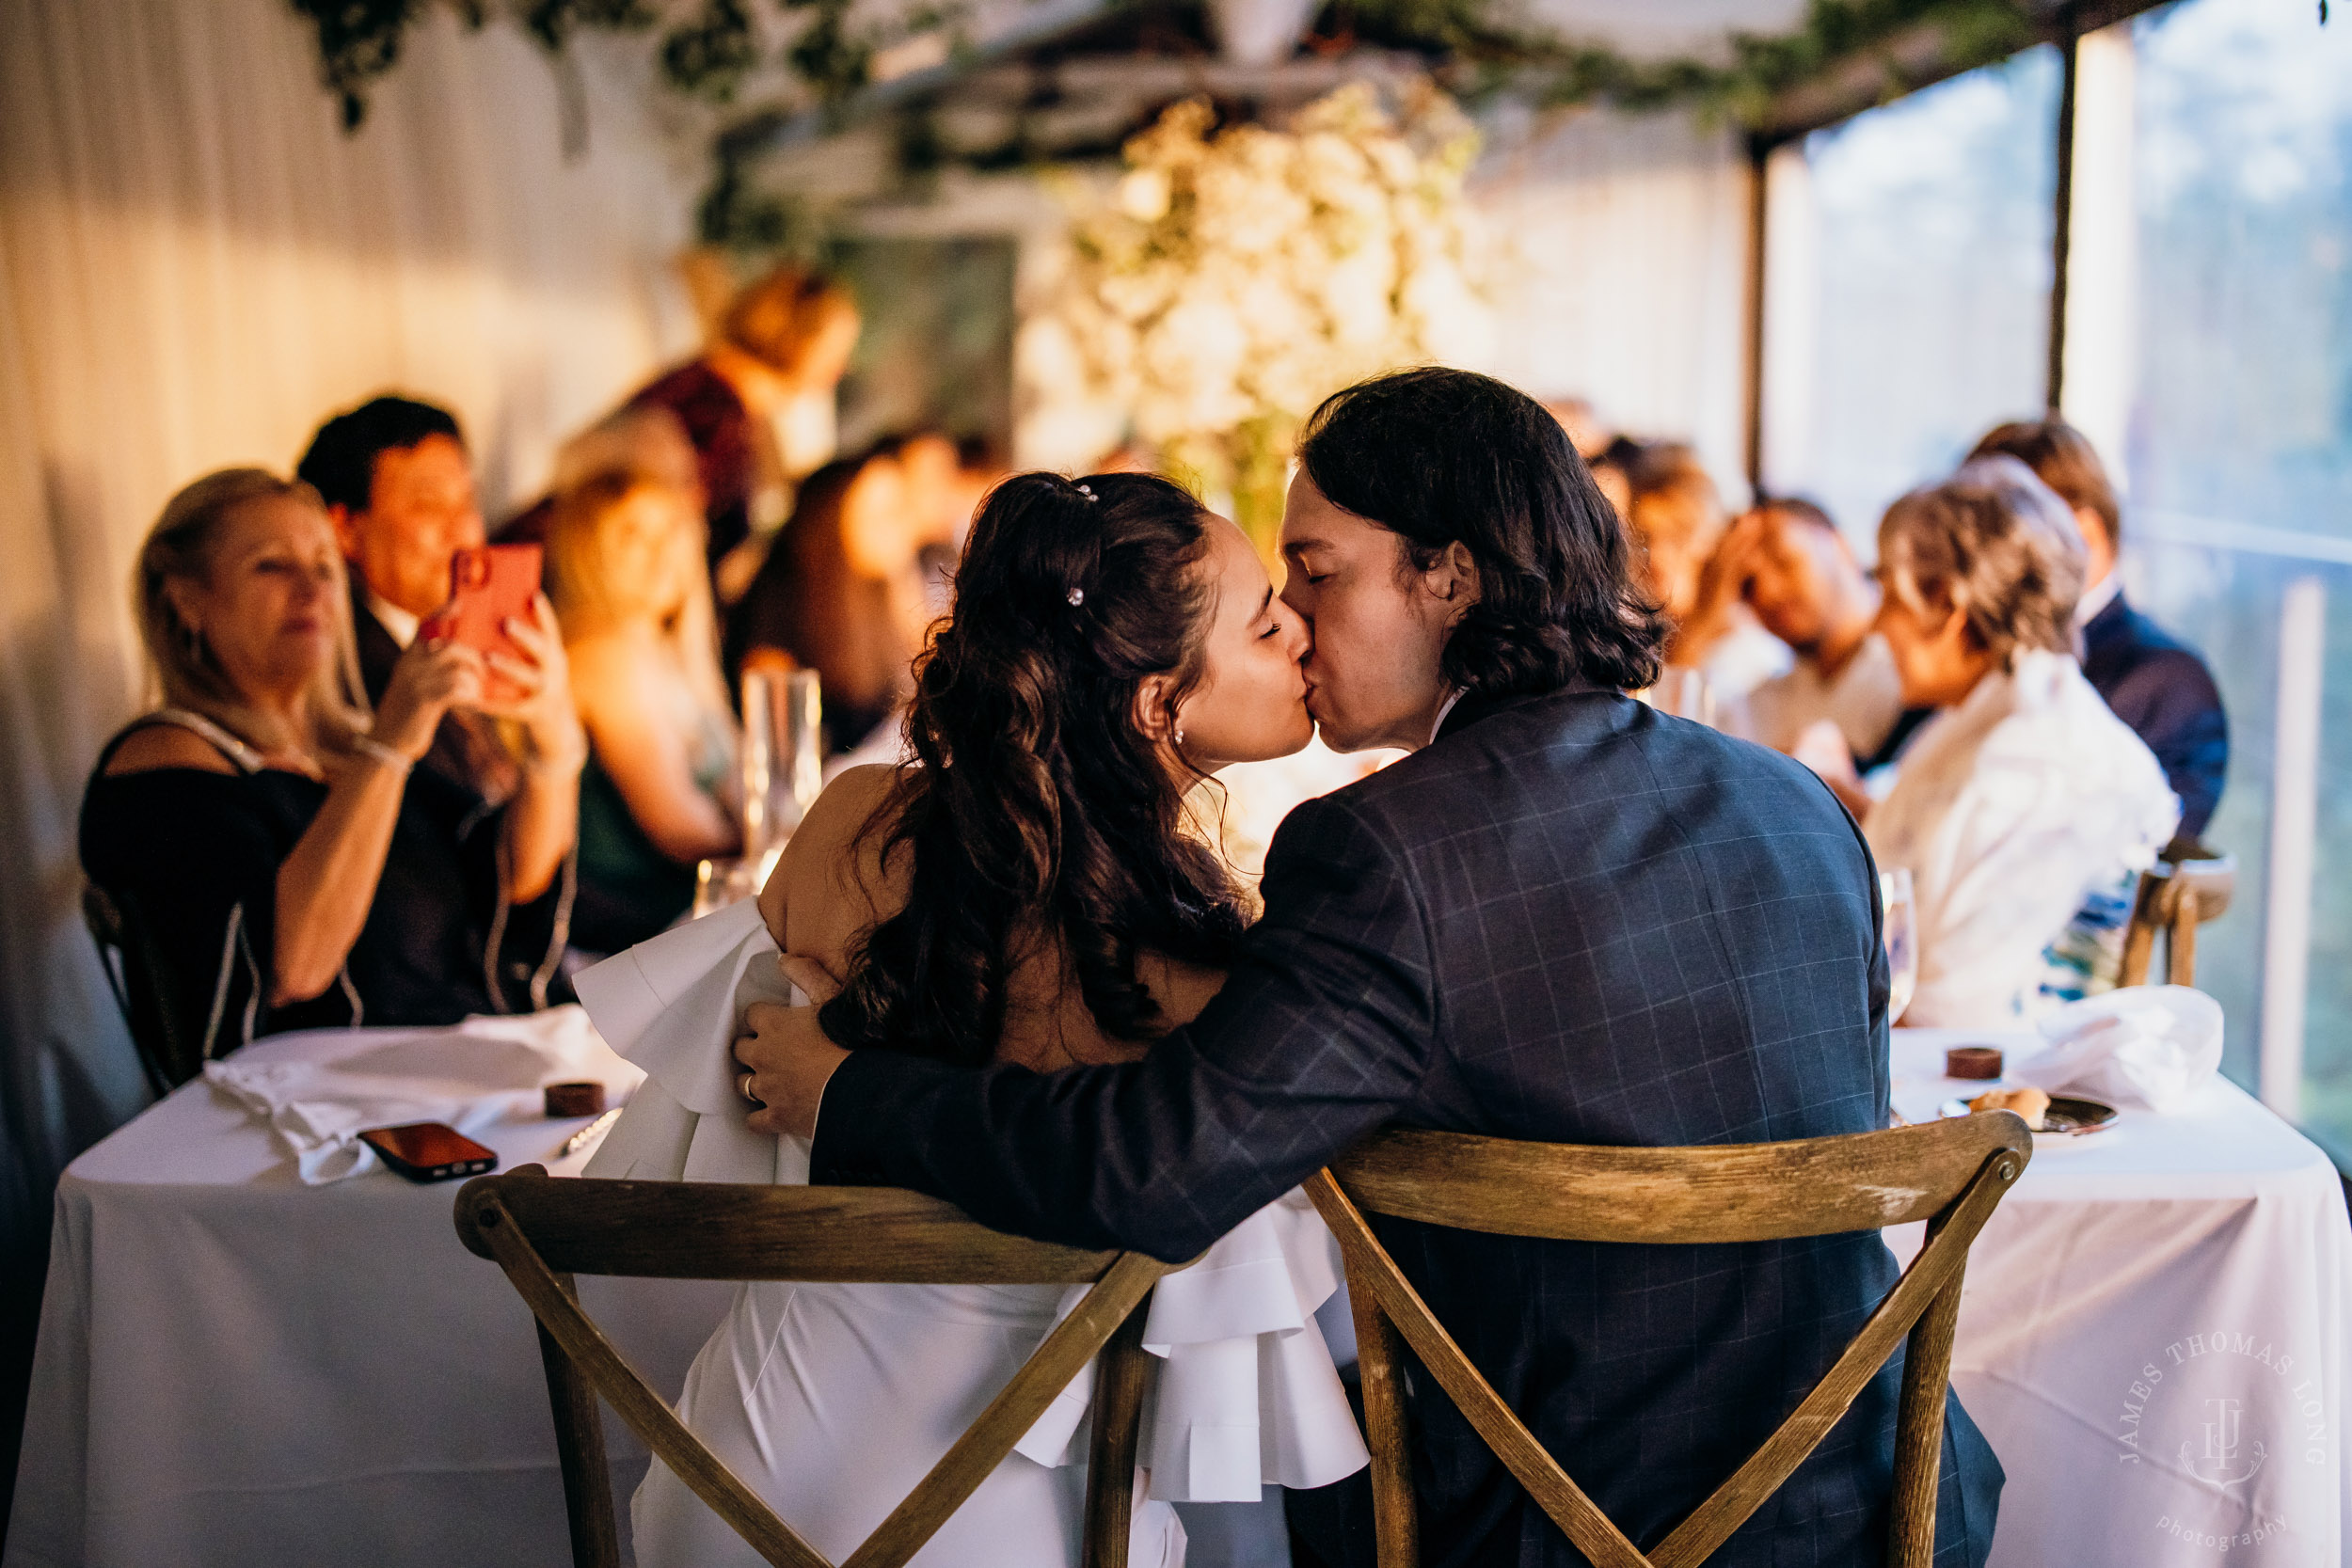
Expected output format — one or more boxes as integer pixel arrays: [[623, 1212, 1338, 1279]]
[[630, 1279, 1185, 1568]]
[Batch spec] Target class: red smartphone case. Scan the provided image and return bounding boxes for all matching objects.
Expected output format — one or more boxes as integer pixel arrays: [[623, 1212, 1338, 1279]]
[[359, 1121, 500, 1183], [417, 544, 541, 704]]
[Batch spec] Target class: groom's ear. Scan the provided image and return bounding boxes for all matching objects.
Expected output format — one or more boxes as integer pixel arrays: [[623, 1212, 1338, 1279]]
[[1422, 540, 1483, 626]]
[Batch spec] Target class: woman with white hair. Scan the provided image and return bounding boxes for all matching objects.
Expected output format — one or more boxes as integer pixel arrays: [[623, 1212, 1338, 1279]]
[[1860, 456, 2179, 1026]]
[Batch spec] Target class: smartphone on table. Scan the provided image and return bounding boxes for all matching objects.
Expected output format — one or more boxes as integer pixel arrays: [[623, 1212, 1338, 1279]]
[[417, 544, 542, 704], [359, 1122, 499, 1183]]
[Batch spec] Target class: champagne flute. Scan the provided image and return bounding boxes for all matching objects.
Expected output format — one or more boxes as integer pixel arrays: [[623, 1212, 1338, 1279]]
[[1880, 868, 1917, 1026], [739, 669, 825, 865]]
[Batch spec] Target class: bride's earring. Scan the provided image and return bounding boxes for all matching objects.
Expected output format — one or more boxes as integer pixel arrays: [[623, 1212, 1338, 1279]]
[[1174, 727, 1186, 748]]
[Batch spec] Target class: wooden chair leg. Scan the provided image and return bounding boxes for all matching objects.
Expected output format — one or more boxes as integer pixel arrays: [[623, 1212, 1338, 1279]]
[[2169, 895, 2200, 989], [1081, 1294, 1153, 1568], [535, 1272, 624, 1568], [2119, 871, 2162, 988], [1886, 1263, 1965, 1568], [1350, 1276, 1422, 1568]]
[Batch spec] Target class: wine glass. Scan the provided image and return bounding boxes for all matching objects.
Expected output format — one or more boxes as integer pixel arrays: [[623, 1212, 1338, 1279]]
[[739, 669, 824, 861], [1880, 868, 1917, 1026]]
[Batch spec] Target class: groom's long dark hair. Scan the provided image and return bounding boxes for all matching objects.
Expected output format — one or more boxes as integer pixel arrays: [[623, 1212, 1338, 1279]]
[[1298, 367, 1666, 695], [819, 471, 1251, 1068]]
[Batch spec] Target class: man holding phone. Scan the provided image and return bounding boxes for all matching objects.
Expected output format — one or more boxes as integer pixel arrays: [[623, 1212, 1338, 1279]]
[[296, 395, 586, 1006]]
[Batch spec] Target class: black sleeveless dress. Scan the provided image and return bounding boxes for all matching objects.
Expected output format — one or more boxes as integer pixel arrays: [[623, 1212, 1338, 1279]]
[[79, 710, 565, 1061]]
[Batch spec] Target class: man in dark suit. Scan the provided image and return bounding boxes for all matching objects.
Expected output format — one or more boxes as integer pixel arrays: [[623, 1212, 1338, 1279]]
[[295, 395, 583, 1007], [1970, 420, 2227, 844], [736, 369, 2001, 1566]]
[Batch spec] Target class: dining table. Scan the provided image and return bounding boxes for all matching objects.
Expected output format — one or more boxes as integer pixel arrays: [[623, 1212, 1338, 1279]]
[[1889, 1025, 2352, 1567], [0, 1013, 1301, 1568], [2, 1017, 736, 1568], [8, 1016, 2349, 1567]]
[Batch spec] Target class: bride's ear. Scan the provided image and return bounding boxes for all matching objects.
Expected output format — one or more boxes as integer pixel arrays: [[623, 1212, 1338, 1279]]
[[1130, 673, 1179, 746]]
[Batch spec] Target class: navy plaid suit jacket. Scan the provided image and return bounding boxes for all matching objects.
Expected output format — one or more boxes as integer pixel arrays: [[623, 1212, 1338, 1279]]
[[813, 687, 2002, 1567]]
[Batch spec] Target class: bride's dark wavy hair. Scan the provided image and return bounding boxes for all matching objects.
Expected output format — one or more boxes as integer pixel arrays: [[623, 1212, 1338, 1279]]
[[818, 471, 1252, 1068]]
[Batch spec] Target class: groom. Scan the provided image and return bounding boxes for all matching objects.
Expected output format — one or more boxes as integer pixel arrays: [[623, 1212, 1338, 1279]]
[[736, 368, 2000, 1567]]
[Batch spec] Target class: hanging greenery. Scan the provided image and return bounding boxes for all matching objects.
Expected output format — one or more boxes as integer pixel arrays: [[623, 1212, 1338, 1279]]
[[288, 0, 2061, 244], [1326, 0, 2044, 128], [285, 0, 946, 130], [291, 0, 2063, 139]]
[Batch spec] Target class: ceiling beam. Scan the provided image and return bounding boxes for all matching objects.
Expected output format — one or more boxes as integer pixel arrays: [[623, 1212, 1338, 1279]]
[[1750, 0, 2170, 147]]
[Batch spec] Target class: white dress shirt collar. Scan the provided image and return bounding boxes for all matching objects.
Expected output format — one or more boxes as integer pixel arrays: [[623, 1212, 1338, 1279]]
[[1427, 688, 1466, 748], [2074, 569, 2122, 629], [364, 588, 421, 650]]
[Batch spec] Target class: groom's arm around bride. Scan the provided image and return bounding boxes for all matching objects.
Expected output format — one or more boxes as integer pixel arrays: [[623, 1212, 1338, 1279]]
[[740, 368, 2001, 1568]]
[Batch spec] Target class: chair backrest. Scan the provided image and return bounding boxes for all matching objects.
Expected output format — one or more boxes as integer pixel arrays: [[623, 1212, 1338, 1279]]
[[2121, 851, 2234, 988], [1306, 1113, 2033, 1568], [81, 881, 199, 1097], [453, 1166, 1177, 1568]]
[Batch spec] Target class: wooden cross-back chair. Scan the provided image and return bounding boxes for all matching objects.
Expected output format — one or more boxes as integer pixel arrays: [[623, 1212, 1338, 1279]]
[[2120, 851, 2234, 989], [453, 1166, 1179, 1568], [1304, 1113, 2033, 1568]]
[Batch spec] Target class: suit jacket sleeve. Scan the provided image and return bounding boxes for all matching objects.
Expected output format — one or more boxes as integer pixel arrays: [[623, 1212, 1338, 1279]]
[[2120, 652, 2228, 842], [809, 793, 1438, 1262]]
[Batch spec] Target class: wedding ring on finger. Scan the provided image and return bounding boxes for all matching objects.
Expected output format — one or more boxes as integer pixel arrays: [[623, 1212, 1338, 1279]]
[[738, 1069, 766, 1111]]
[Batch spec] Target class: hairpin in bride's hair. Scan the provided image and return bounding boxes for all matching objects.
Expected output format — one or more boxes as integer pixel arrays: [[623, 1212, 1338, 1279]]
[[1066, 587, 1085, 607], [1073, 481, 1097, 503]]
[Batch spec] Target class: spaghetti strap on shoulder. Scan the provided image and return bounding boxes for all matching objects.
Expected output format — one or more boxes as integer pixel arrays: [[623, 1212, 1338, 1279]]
[[103, 708, 266, 775]]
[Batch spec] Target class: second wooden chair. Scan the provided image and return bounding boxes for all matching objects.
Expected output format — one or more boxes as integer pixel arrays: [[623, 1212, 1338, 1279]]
[[1306, 1112, 2032, 1568]]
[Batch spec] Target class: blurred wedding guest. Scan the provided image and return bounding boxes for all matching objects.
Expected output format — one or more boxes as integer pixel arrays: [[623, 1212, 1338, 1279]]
[[1970, 418, 2227, 845], [626, 262, 861, 599], [1853, 458, 2177, 1026], [1585, 434, 1644, 525], [1543, 395, 1613, 460], [1709, 498, 1905, 764], [499, 403, 707, 547], [1552, 404, 1633, 524], [1629, 444, 1789, 702], [895, 432, 1002, 621], [297, 396, 520, 802], [81, 470, 586, 1060], [725, 445, 939, 755], [547, 472, 741, 953]]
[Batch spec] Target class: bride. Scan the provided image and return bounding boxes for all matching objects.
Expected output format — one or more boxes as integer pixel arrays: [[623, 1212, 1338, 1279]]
[[628, 470, 1323, 1567]]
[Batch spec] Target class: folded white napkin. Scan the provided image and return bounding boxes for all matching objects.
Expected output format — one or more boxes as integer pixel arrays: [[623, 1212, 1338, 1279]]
[[570, 899, 1370, 1501], [2014, 985, 2225, 1113], [204, 1006, 623, 1183], [575, 898, 809, 1184]]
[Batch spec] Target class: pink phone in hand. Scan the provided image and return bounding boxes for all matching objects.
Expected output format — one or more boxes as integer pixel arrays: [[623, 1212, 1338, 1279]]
[[417, 544, 542, 704]]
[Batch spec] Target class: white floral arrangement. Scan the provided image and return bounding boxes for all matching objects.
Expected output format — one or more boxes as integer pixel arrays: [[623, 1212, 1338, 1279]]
[[1035, 82, 1492, 542]]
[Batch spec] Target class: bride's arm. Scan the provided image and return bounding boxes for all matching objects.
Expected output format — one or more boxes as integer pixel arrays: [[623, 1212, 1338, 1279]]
[[755, 766, 908, 982]]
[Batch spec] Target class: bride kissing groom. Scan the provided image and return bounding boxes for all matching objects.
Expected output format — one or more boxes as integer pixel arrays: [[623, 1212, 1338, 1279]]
[[734, 367, 2002, 1568]]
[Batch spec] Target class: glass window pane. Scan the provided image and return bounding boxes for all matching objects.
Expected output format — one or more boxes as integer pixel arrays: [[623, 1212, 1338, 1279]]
[[1803, 48, 2059, 542], [2126, 0, 2352, 1145]]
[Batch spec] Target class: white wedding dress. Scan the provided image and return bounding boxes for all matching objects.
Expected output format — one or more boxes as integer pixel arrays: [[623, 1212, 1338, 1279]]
[[576, 900, 1368, 1568]]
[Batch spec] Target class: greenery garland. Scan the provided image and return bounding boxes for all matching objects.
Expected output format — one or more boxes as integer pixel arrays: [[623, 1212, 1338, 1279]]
[[1327, 0, 2044, 126], [289, 0, 2055, 238], [286, 0, 927, 129]]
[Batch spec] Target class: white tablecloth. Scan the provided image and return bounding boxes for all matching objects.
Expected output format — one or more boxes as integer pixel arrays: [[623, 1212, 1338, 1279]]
[[2, 1019, 1308, 1568], [3, 1022, 731, 1568], [1891, 1028, 2352, 1566]]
